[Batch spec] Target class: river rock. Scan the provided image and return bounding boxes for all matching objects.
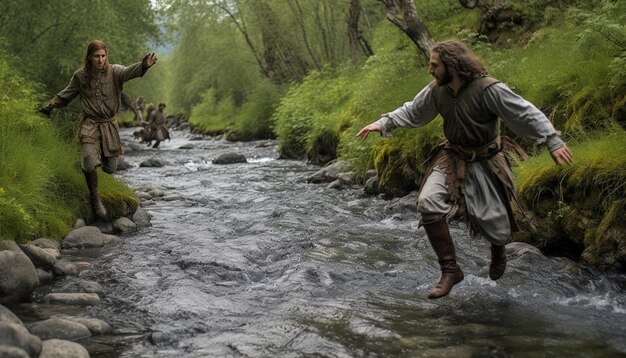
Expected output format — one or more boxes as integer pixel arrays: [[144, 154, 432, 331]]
[[117, 158, 133, 171], [42, 293, 100, 306], [52, 259, 79, 276], [30, 238, 60, 251], [364, 176, 379, 195], [0, 249, 39, 304], [113, 217, 137, 233], [307, 160, 351, 183], [19, 244, 57, 270], [212, 152, 247, 164], [63, 226, 107, 249], [74, 219, 86, 229], [0, 304, 23, 325], [0, 345, 29, 358], [0, 322, 42, 357], [28, 318, 92, 341], [140, 158, 167, 167], [384, 191, 418, 214], [179, 143, 195, 149], [0, 240, 21, 252], [53, 316, 111, 335], [36, 269, 54, 284], [103, 234, 122, 245], [506, 242, 545, 259], [39, 339, 89, 358], [57, 278, 102, 295], [132, 207, 152, 228]]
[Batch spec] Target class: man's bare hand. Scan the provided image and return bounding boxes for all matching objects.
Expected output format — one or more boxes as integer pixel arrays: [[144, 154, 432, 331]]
[[356, 123, 382, 140], [550, 144, 573, 166], [143, 52, 158, 68]]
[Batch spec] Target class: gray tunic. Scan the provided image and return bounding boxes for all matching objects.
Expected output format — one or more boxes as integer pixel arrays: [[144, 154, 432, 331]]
[[375, 82, 564, 245]]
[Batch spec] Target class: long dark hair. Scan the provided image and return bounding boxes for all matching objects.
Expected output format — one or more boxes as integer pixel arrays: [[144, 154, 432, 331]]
[[432, 40, 487, 82], [83, 40, 109, 89]]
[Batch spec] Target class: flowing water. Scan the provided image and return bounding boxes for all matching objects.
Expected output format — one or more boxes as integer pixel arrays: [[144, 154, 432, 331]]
[[28, 127, 626, 357]]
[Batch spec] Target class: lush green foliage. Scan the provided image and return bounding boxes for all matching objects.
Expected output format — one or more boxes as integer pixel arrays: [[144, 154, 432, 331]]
[[0, 48, 136, 241], [0, 0, 159, 94]]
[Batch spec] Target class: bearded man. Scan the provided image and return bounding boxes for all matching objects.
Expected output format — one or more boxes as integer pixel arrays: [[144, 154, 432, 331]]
[[357, 39, 573, 299], [39, 40, 157, 219]]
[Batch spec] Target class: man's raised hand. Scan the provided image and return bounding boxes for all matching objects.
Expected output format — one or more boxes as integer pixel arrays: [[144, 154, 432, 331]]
[[356, 123, 383, 140]]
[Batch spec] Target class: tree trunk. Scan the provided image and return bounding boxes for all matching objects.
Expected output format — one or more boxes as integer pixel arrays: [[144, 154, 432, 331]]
[[378, 0, 436, 59], [347, 0, 374, 62]]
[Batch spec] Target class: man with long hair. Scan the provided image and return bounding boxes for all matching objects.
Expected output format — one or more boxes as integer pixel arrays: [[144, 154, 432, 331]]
[[39, 40, 157, 219], [357, 40, 573, 299]]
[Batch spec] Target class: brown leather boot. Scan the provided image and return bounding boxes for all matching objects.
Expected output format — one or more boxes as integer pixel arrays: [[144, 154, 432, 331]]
[[423, 217, 464, 299], [489, 244, 507, 280], [84, 170, 107, 219]]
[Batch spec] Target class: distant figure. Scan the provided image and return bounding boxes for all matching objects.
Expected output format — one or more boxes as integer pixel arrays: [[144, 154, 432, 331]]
[[148, 102, 170, 148], [132, 96, 146, 125], [357, 39, 573, 299], [38, 40, 157, 219]]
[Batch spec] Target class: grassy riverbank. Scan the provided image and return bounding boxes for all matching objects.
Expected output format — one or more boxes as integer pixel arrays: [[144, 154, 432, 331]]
[[0, 53, 137, 242]]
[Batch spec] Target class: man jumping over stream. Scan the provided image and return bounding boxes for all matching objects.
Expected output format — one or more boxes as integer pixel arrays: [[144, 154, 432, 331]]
[[357, 39, 573, 299]]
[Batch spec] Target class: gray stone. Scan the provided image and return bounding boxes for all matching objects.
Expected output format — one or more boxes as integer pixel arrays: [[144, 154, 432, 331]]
[[0, 241, 20, 252], [507, 242, 545, 258], [54, 316, 111, 335], [179, 143, 195, 149], [140, 158, 166, 167], [57, 279, 102, 295], [364, 176, 379, 195], [42, 293, 100, 306], [102, 235, 121, 245], [28, 318, 92, 341], [63, 226, 106, 249], [40, 339, 89, 358], [74, 219, 86, 229], [0, 250, 39, 304], [30, 238, 59, 251], [131, 207, 152, 228], [0, 322, 41, 357], [0, 304, 23, 325], [307, 160, 351, 183], [36, 269, 54, 284], [112, 217, 136, 233], [52, 259, 79, 276], [19, 244, 57, 270], [0, 345, 29, 358], [212, 152, 247, 164]]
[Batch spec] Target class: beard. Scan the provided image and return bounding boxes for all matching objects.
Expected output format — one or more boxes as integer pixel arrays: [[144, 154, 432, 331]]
[[436, 68, 452, 86]]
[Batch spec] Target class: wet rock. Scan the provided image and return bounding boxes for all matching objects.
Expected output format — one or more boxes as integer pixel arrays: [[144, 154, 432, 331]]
[[42, 293, 100, 306], [52, 260, 79, 276], [383, 191, 418, 214], [73, 261, 91, 271], [117, 158, 133, 171], [0, 322, 41, 357], [161, 194, 182, 201], [95, 222, 114, 235], [40, 339, 89, 358], [0, 240, 21, 252], [36, 269, 54, 284], [53, 316, 111, 335], [307, 160, 351, 183], [74, 219, 86, 229], [113, 217, 137, 233], [57, 279, 102, 295], [62, 227, 106, 249], [102, 235, 122, 245], [28, 318, 92, 341], [179, 143, 195, 149], [140, 158, 167, 167], [506, 242, 544, 258], [212, 152, 247, 164], [0, 345, 29, 358], [0, 305, 23, 325], [0, 249, 39, 304], [131, 207, 152, 228], [19, 244, 57, 270], [30, 238, 60, 251], [364, 176, 379, 195]]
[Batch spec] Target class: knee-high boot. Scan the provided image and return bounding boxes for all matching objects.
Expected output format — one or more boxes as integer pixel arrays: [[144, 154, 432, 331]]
[[423, 217, 464, 299], [84, 170, 107, 219], [489, 244, 507, 280]]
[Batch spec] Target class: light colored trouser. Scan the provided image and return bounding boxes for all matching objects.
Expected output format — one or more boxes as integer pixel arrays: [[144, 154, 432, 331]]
[[417, 165, 511, 246]]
